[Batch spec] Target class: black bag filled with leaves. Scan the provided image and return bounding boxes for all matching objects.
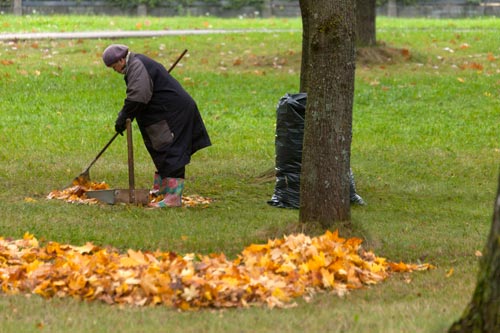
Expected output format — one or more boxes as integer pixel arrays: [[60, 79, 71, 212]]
[[268, 93, 306, 208], [268, 93, 366, 208]]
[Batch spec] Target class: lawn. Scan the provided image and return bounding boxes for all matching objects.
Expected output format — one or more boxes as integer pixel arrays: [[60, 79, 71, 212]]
[[0, 14, 499, 332]]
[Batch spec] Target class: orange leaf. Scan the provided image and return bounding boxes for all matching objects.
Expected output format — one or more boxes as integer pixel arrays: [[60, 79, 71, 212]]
[[401, 48, 411, 59]]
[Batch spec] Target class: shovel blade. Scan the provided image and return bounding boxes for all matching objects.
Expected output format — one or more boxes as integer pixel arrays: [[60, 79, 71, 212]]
[[86, 189, 150, 205], [85, 189, 116, 204]]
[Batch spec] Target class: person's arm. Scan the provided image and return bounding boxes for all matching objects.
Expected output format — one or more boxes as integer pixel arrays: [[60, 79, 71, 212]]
[[115, 100, 146, 133], [115, 56, 153, 133]]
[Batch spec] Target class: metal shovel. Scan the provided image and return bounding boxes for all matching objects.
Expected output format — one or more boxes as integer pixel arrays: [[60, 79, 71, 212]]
[[85, 119, 149, 205]]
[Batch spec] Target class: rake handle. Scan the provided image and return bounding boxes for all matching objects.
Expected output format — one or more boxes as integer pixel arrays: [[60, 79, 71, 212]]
[[167, 49, 188, 73], [126, 118, 135, 204], [82, 131, 120, 174]]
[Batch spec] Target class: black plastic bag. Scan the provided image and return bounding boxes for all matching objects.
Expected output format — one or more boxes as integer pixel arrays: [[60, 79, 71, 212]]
[[267, 93, 306, 208], [267, 93, 365, 208]]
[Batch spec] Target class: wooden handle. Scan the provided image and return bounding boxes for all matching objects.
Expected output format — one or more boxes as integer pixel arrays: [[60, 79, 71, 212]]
[[126, 118, 135, 204], [167, 49, 187, 73], [82, 131, 120, 175]]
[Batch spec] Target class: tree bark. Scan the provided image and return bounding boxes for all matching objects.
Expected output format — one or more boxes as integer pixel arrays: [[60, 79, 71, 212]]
[[449, 173, 500, 332], [356, 0, 376, 47], [137, 4, 147, 16], [298, 0, 356, 228], [261, 0, 272, 18], [13, 0, 22, 15], [299, 2, 310, 93], [388, 0, 397, 17]]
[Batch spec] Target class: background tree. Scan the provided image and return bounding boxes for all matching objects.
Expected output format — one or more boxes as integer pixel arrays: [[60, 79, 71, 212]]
[[298, 0, 356, 229], [356, 0, 376, 47], [13, 0, 22, 15], [448, 174, 500, 332]]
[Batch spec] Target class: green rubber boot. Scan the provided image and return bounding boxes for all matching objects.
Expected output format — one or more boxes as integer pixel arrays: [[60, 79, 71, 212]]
[[149, 178, 184, 208], [150, 172, 162, 196]]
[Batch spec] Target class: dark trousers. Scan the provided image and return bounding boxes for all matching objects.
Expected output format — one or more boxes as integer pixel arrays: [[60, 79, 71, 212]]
[[163, 166, 185, 178]]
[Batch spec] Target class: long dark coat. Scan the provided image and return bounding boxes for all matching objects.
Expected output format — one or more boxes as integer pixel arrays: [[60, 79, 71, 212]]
[[117, 52, 211, 177]]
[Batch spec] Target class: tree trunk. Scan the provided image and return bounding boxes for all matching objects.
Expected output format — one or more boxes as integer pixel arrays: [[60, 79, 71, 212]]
[[299, 2, 310, 93], [449, 174, 500, 332], [137, 4, 147, 16], [356, 0, 376, 47], [298, 0, 356, 229], [261, 0, 272, 18], [387, 0, 397, 17], [13, 0, 22, 15]]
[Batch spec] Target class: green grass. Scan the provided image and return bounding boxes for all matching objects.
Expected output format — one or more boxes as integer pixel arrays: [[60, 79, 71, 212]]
[[0, 15, 498, 332], [0, 14, 302, 32]]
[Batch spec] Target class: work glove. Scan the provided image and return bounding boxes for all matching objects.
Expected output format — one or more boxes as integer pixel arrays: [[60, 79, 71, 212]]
[[115, 117, 126, 135]]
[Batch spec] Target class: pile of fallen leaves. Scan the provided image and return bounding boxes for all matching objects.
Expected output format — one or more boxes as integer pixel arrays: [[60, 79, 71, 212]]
[[46, 181, 109, 205], [0, 231, 432, 310], [46, 179, 212, 207]]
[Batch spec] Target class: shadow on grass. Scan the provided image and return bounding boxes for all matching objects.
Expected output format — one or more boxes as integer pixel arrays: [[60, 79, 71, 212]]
[[254, 214, 373, 246]]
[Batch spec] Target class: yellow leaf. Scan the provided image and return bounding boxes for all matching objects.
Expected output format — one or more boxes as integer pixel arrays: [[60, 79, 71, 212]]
[[120, 257, 139, 267], [127, 249, 148, 265], [71, 242, 96, 254], [182, 285, 199, 301], [320, 268, 335, 288], [271, 287, 290, 302], [46, 242, 63, 255], [389, 261, 410, 272], [68, 273, 87, 291]]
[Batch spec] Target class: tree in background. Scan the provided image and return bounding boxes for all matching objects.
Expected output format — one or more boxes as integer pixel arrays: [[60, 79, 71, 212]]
[[298, 0, 356, 229], [13, 0, 22, 15], [356, 0, 376, 47], [448, 175, 500, 332]]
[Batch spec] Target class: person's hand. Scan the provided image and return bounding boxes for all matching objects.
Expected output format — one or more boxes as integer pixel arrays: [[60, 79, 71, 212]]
[[115, 118, 126, 135]]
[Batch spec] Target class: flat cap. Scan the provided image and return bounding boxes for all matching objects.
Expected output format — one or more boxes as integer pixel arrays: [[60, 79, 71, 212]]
[[102, 44, 129, 66]]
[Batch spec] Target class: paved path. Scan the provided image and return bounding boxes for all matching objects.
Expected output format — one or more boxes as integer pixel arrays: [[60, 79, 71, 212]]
[[0, 28, 298, 41]]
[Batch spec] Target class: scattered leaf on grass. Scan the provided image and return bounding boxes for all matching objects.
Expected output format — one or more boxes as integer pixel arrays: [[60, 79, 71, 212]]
[[459, 62, 483, 70]]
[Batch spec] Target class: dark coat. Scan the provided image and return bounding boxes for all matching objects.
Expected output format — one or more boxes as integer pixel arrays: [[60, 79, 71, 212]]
[[117, 52, 211, 176]]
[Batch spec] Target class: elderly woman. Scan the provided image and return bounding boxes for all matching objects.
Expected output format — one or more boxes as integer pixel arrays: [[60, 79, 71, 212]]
[[102, 44, 211, 208]]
